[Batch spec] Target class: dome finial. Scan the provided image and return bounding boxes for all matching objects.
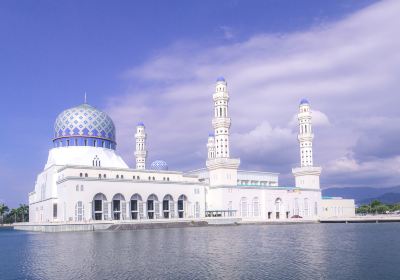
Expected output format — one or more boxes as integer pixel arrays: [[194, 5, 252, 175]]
[[84, 92, 87, 104]]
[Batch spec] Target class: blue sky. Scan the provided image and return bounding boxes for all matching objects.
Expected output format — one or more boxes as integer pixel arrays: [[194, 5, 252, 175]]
[[2, 0, 397, 207]]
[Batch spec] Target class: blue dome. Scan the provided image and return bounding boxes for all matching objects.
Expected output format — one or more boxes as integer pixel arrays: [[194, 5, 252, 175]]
[[53, 103, 116, 149], [208, 132, 215, 137], [216, 76, 225, 82], [300, 98, 309, 105], [150, 160, 168, 171], [137, 122, 145, 127]]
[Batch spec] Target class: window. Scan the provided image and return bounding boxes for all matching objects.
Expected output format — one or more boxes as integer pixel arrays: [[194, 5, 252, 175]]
[[121, 175, 124, 179], [152, 176, 155, 181], [80, 185, 84, 191], [76, 185, 79, 191], [75, 201, 84, 221], [133, 176, 136, 180], [75, 139, 78, 146], [80, 173, 83, 177], [116, 175, 119, 179], [137, 176, 140, 180], [84, 139, 88, 146], [103, 174, 106, 179], [66, 140, 70, 146], [85, 173, 88, 178], [53, 203, 57, 218], [98, 174, 102, 179], [94, 140, 97, 147]]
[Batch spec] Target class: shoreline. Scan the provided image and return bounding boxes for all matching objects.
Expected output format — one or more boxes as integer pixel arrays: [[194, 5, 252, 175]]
[[12, 215, 400, 232]]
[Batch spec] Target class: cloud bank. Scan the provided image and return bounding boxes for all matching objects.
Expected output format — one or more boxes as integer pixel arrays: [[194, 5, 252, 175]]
[[106, 0, 400, 188]]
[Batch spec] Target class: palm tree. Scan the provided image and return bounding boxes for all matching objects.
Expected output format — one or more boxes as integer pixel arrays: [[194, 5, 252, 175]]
[[18, 204, 29, 222], [0, 203, 9, 224]]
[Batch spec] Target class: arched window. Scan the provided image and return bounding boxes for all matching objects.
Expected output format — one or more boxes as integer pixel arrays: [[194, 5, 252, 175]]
[[116, 175, 119, 179], [85, 173, 88, 178], [103, 174, 106, 179], [219, 107, 222, 117], [178, 195, 187, 218], [93, 193, 107, 220], [130, 194, 143, 220], [147, 194, 159, 219], [80, 173, 83, 177], [112, 193, 126, 220], [162, 194, 174, 219]]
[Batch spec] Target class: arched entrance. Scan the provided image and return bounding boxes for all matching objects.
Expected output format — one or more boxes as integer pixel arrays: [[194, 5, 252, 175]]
[[147, 194, 159, 219], [177, 195, 187, 218], [112, 193, 126, 220], [162, 194, 174, 219], [93, 193, 107, 220], [275, 198, 282, 219], [130, 194, 142, 220]]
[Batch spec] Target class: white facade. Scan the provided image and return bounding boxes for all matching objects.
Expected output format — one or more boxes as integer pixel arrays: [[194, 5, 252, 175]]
[[28, 77, 355, 223]]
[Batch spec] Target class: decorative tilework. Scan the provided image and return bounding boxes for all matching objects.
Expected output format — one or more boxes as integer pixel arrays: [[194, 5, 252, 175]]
[[54, 104, 116, 143], [150, 160, 168, 171]]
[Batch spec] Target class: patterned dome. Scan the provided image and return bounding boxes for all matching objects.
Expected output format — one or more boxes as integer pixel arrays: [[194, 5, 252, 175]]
[[150, 160, 168, 171], [53, 103, 116, 149]]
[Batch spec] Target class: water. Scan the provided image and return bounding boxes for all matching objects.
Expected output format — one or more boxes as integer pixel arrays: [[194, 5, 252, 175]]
[[1, 223, 400, 280]]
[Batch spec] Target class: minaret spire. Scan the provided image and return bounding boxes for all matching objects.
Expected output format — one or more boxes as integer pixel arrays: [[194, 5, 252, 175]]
[[292, 99, 322, 190], [206, 77, 240, 188], [212, 76, 231, 158], [134, 122, 147, 170], [297, 99, 314, 167]]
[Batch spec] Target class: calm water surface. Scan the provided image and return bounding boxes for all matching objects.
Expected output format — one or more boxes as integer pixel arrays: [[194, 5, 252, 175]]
[[1, 223, 400, 280]]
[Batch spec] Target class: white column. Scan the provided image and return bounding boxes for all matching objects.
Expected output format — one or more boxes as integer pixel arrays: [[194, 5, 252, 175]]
[[134, 122, 147, 170]]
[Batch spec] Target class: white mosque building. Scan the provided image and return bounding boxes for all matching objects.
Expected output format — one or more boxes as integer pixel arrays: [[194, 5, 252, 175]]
[[28, 77, 355, 224]]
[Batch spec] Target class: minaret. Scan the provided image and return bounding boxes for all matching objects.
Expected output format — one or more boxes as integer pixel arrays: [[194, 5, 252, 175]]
[[212, 77, 231, 158], [292, 99, 321, 190], [206, 77, 240, 187], [298, 99, 314, 167], [134, 122, 147, 170], [207, 133, 216, 159]]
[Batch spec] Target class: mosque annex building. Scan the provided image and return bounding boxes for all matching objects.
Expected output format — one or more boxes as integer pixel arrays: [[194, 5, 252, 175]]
[[28, 78, 355, 224]]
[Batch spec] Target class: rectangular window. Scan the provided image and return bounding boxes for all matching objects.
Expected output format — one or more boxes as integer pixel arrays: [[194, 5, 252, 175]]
[[53, 203, 57, 218]]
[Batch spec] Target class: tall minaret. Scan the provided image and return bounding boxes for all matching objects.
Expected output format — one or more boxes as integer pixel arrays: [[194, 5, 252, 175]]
[[212, 76, 231, 158], [298, 99, 314, 167], [206, 77, 240, 188], [134, 122, 147, 170], [207, 133, 216, 159], [292, 99, 321, 190]]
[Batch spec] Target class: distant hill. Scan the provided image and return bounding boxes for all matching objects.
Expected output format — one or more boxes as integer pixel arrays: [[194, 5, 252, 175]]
[[322, 186, 400, 204], [358, 193, 400, 205]]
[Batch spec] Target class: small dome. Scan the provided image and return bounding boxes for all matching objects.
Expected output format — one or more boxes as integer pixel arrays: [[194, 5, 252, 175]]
[[300, 98, 309, 105], [137, 122, 145, 127], [208, 132, 215, 137], [216, 76, 225, 82], [150, 160, 168, 171]]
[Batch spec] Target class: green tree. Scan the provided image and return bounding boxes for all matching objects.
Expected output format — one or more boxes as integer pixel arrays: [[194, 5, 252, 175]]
[[0, 203, 10, 224]]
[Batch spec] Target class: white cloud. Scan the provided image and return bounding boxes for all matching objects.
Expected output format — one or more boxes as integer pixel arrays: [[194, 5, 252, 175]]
[[106, 0, 400, 187]]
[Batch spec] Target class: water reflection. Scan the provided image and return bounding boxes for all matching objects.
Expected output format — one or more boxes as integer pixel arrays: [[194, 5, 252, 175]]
[[1, 224, 400, 280]]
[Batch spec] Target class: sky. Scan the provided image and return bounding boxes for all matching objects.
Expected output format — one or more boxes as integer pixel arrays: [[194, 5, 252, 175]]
[[1, 0, 399, 207]]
